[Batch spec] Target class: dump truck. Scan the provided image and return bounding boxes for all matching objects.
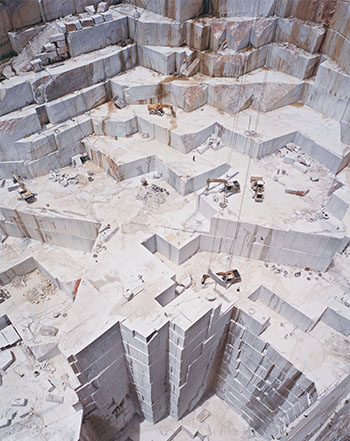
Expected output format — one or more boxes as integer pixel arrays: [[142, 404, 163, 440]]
[[206, 178, 240, 194], [148, 104, 176, 117]]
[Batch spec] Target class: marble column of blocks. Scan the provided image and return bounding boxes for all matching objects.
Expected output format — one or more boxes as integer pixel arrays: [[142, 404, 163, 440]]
[[215, 308, 317, 438]]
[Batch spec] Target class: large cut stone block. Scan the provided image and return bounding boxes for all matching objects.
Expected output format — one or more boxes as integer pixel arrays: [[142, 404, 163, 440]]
[[275, 18, 326, 53], [8, 24, 47, 54], [0, 109, 42, 160], [266, 44, 320, 79], [186, 20, 210, 50], [41, 0, 76, 22], [167, 83, 208, 111], [226, 21, 252, 52], [14, 132, 58, 161], [210, 20, 226, 51], [31, 46, 136, 103], [202, 46, 267, 77], [138, 46, 177, 75], [322, 30, 350, 75], [0, 4, 12, 59], [340, 121, 350, 145], [3, 0, 41, 29], [128, 15, 185, 47], [0, 79, 34, 117], [46, 83, 107, 124], [212, 0, 277, 17], [250, 17, 276, 48], [67, 16, 128, 57], [290, 0, 337, 24], [313, 60, 350, 100], [329, 0, 350, 39]]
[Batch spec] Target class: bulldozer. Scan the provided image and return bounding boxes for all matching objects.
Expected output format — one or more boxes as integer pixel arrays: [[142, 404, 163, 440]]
[[206, 178, 240, 194], [12, 174, 35, 203], [201, 269, 241, 288], [148, 104, 176, 117]]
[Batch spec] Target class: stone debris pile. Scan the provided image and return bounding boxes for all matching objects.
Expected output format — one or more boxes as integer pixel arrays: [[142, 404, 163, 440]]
[[35, 33, 68, 70], [49, 170, 79, 187], [136, 184, 170, 207]]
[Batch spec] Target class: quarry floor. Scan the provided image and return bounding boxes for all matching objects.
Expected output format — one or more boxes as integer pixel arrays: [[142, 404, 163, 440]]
[[0, 98, 350, 441], [121, 395, 264, 441]]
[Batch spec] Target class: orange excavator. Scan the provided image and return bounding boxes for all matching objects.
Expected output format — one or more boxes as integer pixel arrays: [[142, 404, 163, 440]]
[[201, 269, 241, 288], [148, 104, 176, 117]]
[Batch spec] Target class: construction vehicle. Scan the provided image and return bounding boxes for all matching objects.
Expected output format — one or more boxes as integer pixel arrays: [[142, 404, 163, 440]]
[[148, 104, 176, 117], [250, 176, 264, 191], [12, 174, 35, 203], [254, 189, 264, 202], [206, 178, 240, 194], [250, 176, 265, 202], [201, 269, 241, 288]]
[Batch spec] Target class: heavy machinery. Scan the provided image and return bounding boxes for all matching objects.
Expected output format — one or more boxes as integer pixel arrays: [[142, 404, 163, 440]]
[[250, 176, 265, 202], [148, 104, 176, 117], [206, 178, 240, 194], [12, 174, 35, 203], [201, 269, 241, 288], [250, 176, 264, 191]]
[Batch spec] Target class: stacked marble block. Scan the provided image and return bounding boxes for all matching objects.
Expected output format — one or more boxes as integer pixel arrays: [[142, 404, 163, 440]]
[[216, 307, 318, 438], [0, 0, 109, 59], [168, 302, 234, 420], [0, 44, 137, 178], [0, 116, 92, 178], [120, 321, 169, 423], [68, 324, 137, 441], [126, 4, 326, 80], [34, 33, 69, 70]]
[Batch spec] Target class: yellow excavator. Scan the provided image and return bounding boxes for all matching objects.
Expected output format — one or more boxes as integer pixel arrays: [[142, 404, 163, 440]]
[[12, 174, 35, 203], [206, 178, 240, 194], [148, 104, 176, 117], [201, 269, 241, 287]]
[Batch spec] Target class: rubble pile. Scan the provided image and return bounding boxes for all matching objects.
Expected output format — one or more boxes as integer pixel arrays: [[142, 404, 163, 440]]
[[49, 170, 79, 187], [136, 184, 170, 207], [9, 270, 57, 305]]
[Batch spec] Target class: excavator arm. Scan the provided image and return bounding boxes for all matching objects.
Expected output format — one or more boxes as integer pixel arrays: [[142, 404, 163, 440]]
[[206, 178, 226, 192], [13, 174, 34, 203]]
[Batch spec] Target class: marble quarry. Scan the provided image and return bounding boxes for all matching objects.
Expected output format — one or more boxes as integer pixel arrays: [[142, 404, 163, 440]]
[[0, 1, 349, 441]]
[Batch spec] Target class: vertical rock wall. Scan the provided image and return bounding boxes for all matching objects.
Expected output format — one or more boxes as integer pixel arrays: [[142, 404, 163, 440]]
[[69, 324, 137, 441], [215, 307, 318, 438]]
